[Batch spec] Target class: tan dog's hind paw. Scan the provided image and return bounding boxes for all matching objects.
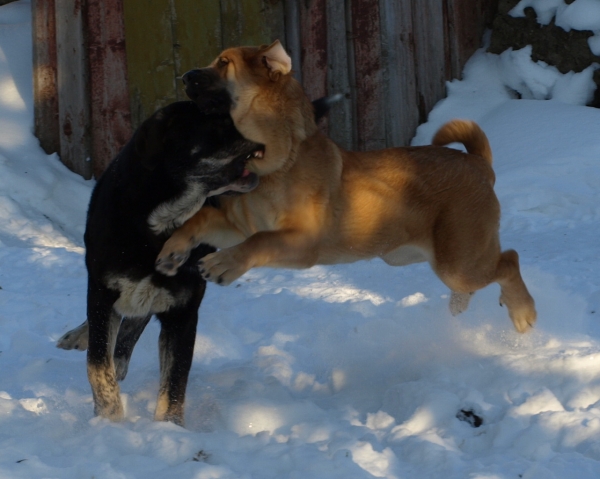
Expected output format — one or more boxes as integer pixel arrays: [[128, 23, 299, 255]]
[[199, 248, 249, 286], [500, 292, 537, 333], [449, 291, 474, 316], [506, 302, 537, 334]]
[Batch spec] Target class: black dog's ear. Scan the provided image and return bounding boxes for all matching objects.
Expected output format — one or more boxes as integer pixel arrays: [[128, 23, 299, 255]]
[[134, 111, 169, 169], [312, 93, 343, 122]]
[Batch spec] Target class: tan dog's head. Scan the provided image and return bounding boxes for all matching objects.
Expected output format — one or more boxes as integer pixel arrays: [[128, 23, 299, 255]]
[[198, 41, 317, 176]]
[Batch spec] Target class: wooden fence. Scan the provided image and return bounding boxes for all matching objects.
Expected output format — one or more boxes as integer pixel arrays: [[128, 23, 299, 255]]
[[32, 0, 497, 179]]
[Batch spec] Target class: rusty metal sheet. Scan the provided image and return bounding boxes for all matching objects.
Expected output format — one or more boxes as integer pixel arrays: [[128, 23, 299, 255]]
[[445, 0, 497, 80], [326, 0, 354, 150], [351, 0, 385, 151], [87, 0, 132, 178], [299, 0, 328, 104]]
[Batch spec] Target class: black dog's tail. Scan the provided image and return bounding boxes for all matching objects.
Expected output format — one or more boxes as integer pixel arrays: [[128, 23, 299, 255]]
[[312, 93, 343, 122]]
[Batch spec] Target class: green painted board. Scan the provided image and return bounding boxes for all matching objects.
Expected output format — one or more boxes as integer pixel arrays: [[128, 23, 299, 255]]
[[124, 0, 176, 127], [124, 0, 284, 128], [174, 0, 222, 71]]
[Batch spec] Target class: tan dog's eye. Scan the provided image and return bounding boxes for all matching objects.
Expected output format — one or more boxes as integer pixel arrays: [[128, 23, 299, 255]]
[[217, 57, 229, 68]]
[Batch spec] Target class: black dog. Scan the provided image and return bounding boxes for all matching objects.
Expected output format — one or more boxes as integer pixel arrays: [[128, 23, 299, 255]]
[[58, 94, 262, 425], [57, 74, 337, 426]]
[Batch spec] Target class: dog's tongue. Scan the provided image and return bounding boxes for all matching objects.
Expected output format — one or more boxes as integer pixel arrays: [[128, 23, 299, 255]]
[[242, 169, 250, 177]]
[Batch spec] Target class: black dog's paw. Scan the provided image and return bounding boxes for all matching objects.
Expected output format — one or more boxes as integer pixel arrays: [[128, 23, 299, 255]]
[[155, 252, 189, 276]]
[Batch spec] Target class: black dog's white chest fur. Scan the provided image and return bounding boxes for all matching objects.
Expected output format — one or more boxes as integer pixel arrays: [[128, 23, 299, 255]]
[[148, 182, 207, 235]]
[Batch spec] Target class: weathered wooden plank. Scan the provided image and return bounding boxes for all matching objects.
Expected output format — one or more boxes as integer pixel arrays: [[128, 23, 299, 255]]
[[411, 0, 446, 125], [351, 0, 385, 151], [31, 0, 59, 156], [55, 0, 92, 179], [380, 0, 419, 147], [326, 0, 353, 150], [261, 0, 285, 47], [87, 0, 132, 178], [299, 0, 328, 115], [123, 0, 176, 128]]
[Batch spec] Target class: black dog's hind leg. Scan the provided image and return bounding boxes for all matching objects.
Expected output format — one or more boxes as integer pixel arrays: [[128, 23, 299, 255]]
[[114, 315, 152, 381], [86, 278, 123, 421], [56, 320, 89, 350], [153, 284, 206, 426], [57, 315, 152, 382]]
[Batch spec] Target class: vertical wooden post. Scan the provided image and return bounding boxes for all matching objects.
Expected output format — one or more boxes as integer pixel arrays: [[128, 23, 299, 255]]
[[86, 0, 132, 178], [31, 0, 59, 156], [411, 0, 446, 125], [55, 0, 92, 179], [380, 0, 419, 147]]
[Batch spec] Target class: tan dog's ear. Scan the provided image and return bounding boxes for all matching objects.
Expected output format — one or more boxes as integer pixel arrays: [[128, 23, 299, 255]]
[[262, 40, 292, 76]]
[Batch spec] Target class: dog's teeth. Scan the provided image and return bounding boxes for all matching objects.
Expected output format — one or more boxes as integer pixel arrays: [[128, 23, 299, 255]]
[[253, 151, 264, 158]]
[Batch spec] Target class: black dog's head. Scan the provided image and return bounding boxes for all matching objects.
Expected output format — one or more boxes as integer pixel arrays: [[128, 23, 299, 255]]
[[134, 100, 262, 196]]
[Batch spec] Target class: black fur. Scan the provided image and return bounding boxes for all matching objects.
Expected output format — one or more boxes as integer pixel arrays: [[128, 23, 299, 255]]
[[76, 98, 261, 425]]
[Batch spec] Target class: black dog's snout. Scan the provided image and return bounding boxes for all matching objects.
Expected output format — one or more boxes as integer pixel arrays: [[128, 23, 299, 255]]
[[182, 68, 231, 113], [181, 69, 202, 87]]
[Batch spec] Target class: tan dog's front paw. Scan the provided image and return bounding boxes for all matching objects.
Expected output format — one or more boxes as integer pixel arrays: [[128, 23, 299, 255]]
[[156, 238, 193, 276], [156, 251, 190, 276], [198, 248, 249, 286]]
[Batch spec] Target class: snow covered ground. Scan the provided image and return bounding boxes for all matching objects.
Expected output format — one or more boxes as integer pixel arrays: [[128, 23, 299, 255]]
[[2, 0, 600, 477]]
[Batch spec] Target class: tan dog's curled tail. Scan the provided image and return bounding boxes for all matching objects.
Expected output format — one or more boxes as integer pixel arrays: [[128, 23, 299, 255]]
[[432, 119, 493, 167]]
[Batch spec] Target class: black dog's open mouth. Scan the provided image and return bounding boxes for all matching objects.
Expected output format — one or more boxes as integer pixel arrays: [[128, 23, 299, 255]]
[[229, 149, 263, 192], [206, 149, 263, 197]]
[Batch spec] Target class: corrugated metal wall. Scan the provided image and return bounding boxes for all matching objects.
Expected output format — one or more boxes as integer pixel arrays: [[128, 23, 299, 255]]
[[32, 0, 497, 179]]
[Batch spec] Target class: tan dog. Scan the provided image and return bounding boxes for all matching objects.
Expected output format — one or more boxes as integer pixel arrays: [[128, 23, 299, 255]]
[[156, 41, 536, 333]]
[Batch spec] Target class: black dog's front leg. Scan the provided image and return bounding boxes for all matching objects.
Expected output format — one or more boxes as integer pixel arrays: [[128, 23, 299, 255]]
[[86, 278, 123, 421], [153, 285, 205, 426]]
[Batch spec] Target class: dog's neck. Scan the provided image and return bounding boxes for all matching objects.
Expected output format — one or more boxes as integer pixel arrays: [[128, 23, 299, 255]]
[[147, 182, 207, 235], [231, 76, 317, 177]]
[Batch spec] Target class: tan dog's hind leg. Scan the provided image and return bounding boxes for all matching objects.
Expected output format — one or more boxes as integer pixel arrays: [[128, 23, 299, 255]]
[[436, 249, 536, 333], [495, 249, 537, 333]]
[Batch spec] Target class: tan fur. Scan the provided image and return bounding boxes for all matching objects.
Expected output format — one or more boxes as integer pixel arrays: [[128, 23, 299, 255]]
[[157, 41, 536, 333]]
